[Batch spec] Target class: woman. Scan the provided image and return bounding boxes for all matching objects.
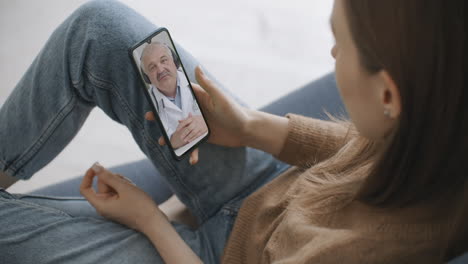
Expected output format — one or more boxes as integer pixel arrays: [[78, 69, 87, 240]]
[[0, 0, 466, 263]]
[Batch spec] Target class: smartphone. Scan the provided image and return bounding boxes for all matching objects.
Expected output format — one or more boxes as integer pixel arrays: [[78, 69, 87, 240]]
[[128, 28, 210, 160]]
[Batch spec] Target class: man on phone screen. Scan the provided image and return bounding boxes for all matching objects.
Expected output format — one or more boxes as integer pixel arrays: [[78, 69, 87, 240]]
[[141, 42, 208, 149]]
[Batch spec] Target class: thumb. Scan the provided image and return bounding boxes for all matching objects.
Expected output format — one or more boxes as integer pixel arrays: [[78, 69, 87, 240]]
[[191, 83, 212, 111], [80, 166, 98, 204], [195, 66, 222, 98], [80, 166, 110, 209]]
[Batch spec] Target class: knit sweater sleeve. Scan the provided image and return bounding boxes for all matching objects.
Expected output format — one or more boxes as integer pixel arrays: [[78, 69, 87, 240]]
[[275, 113, 354, 168]]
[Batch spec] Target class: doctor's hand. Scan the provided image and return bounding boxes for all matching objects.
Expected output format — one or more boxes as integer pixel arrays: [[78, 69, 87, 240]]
[[175, 113, 208, 143], [167, 113, 207, 149], [145, 112, 200, 165]]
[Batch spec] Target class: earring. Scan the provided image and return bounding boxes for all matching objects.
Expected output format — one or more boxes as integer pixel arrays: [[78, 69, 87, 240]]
[[384, 109, 391, 118]]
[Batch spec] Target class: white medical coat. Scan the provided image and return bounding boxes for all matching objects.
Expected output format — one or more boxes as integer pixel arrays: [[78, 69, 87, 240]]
[[149, 70, 201, 139]]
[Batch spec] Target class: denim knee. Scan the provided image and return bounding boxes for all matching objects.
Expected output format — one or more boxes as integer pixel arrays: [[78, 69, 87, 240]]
[[63, 0, 156, 104], [70, 0, 154, 45], [72, 0, 130, 29]]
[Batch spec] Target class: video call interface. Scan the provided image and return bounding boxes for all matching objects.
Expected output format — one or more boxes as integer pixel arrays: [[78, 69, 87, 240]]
[[132, 30, 208, 157]]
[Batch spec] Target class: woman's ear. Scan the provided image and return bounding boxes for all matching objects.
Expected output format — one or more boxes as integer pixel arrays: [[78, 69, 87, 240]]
[[378, 71, 402, 119]]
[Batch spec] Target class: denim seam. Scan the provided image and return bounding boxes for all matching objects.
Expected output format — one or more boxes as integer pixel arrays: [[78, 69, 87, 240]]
[[4, 93, 79, 179], [220, 206, 238, 216], [81, 66, 206, 221], [231, 160, 276, 202], [220, 161, 291, 214], [71, 73, 94, 105], [140, 129, 206, 220], [15, 194, 87, 201], [0, 159, 7, 172], [0, 196, 72, 218]]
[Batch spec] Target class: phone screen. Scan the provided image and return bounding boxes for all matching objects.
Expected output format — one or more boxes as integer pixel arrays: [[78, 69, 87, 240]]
[[129, 28, 209, 159]]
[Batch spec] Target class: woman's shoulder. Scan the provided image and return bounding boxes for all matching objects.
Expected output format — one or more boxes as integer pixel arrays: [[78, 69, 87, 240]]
[[262, 196, 448, 264]]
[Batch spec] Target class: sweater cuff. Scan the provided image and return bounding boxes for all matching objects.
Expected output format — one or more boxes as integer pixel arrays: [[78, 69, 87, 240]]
[[276, 113, 313, 165]]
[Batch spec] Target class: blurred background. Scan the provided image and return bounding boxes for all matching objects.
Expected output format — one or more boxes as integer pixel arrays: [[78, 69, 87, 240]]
[[0, 0, 335, 193]]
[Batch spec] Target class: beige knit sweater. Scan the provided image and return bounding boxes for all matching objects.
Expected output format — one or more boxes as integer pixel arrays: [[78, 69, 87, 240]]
[[221, 114, 464, 264]]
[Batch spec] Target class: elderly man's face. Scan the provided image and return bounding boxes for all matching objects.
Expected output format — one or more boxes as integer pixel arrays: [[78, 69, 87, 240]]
[[142, 44, 178, 97]]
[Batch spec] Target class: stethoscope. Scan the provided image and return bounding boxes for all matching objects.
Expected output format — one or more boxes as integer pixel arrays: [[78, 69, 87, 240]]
[[150, 86, 199, 115], [150, 87, 165, 114]]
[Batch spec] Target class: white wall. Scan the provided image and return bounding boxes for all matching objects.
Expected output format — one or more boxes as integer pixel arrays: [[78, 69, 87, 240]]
[[0, 0, 335, 193]]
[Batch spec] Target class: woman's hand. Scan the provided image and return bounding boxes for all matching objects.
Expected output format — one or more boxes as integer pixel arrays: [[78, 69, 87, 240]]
[[80, 163, 162, 233], [191, 66, 251, 147], [81, 163, 203, 263], [145, 66, 251, 164]]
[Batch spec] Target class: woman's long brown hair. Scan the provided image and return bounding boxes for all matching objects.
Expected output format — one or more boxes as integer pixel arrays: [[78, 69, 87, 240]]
[[344, 0, 467, 208], [345, 0, 467, 259], [295, 0, 466, 260]]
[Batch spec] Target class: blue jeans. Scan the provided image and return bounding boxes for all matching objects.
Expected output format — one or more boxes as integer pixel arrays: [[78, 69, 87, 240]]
[[0, 1, 345, 263]]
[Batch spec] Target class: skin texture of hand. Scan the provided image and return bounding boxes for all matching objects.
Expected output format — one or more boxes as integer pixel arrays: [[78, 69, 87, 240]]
[[80, 162, 162, 233], [179, 114, 208, 143], [170, 113, 208, 149], [80, 163, 203, 263], [145, 66, 250, 165], [191, 66, 250, 147], [170, 126, 188, 149]]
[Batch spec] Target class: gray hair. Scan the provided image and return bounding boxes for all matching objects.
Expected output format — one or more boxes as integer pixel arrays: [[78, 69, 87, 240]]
[[140, 42, 174, 73]]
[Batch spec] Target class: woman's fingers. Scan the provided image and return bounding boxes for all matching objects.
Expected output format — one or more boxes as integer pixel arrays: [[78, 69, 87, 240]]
[[145, 111, 168, 146], [158, 136, 166, 146], [191, 83, 207, 97], [93, 162, 113, 195], [145, 112, 167, 147], [80, 167, 97, 198], [191, 83, 212, 112], [80, 166, 102, 207], [94, 166, 127, 193], [190, 148, 199, 165], [81, 163, 127, 205], [145, 111, 156, 121], [195, 66, 221, 99], [115, 173, 136, 186]]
